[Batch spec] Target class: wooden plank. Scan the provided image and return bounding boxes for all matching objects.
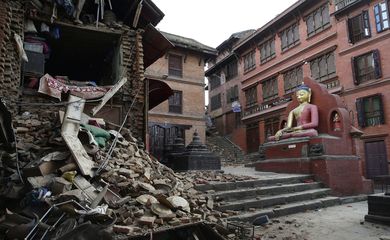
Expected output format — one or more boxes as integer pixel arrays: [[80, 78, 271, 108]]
[[91, 77, 127, 116]]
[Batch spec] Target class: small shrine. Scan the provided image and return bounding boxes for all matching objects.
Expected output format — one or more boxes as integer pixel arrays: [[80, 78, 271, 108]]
[[256, 77, 372, 195], [167, 130, 221, 171]]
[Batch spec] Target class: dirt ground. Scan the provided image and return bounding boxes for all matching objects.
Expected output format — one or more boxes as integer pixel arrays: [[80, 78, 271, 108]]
[[252, 201, 390, 240]]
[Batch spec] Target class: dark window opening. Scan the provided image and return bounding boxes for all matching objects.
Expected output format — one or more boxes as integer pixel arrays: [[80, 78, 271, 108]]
[[265, 117, 280, 139], [280, 23, 300, 51], [23, 22, 121, 90], [262, 77, 278, 101], [168, 91, 183, 114], [168, 54, 183, 78], [226, 60, 238, 81], [356, 94, 385, 127], [209, 74, 221, 91], [245, 86, 257, 108], [352, 50, 382, 84], [348, 10, 371, 44], [210, 94, 221, 111], [226, 85, 239, 103]]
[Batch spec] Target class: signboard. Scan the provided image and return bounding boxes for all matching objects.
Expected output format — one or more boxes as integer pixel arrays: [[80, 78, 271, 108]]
[[232, 101, 241, 113]]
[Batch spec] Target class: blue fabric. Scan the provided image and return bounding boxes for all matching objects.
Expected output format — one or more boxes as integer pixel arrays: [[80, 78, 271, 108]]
[[56, 0, 75, 16]]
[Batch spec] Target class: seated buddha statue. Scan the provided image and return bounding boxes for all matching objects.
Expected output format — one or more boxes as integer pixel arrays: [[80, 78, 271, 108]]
[[270, 84, 319, 141]]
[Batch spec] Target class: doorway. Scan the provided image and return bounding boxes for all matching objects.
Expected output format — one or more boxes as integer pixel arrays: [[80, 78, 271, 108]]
[[246, 122, 259, 153], [365, 140, 389, 179]]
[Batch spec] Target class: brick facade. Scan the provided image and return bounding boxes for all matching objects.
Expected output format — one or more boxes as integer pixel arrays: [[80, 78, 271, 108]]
[[208, 0, 390, 177]]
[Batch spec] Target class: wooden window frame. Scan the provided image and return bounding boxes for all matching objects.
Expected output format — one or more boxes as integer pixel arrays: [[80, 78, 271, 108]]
[[226, 85, 239, 103], [348, 10, 371, 44], [168, 54, 183, 78], [262, 77, 278, 101], [210, 93, 222, 111], [306, 3, 331, 37], [245, 86, 257, 108], [352, 50, 382, 85], [283, 66, 303, 94], [310, 52, 336, 82], [209, 74, 221, 91], [226, 59, 238, 81], [168, 90, 183, 114], [243, 50, 256, 72], [356, 94, 385, 127], [260, 38, 276, 64], [280, 22, 300, 51], [374, 2, 390, 33]]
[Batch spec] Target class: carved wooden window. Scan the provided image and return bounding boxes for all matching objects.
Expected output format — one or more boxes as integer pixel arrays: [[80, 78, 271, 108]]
[[245, 86, 257, 107], [209, 74, 221, 91], [348, 10, 371, 44], [280, 23, 300, 51], [260, 38, 275, 64], [243, 50, 256, 72], [374, 2, 390, 32], [310, 52, 336, 82], [265, 117, 280, 139], [262, 77, 278, 101], [168, 91, 182, 114], [356, 94, 384, 127], [210, 93, 221, 111], [284, 66, 303, 94], [352, 50, 382, 85], [226, 59, 238, 81], [226, 85, 239, 103], [306, 3, 330, 37], [168, 54, 183, 77]]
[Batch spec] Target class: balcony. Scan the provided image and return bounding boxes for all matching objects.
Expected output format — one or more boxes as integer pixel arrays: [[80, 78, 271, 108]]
[[243, 96, 292, 118], [334, 0, 368, 16]]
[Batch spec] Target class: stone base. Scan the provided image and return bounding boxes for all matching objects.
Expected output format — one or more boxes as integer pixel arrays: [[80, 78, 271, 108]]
[[169, 155, 221, 171], [255, 155, 373, 196]]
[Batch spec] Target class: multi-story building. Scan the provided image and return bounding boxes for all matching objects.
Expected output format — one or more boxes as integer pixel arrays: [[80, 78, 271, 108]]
[[207, 0, 390, 179], [205, 30, 255, 138], [146, 32, 216, 160]]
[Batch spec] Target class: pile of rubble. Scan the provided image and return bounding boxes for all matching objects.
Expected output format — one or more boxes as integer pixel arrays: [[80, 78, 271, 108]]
[[0, 108, 249, 239]]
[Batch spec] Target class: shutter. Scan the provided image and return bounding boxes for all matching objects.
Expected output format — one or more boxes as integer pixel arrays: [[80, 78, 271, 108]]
[[356, 98, 366, 127], [363, 11, 371, 37], [351, 56, 359, 85], [347, 18, 353, 43], [373, 49, 382, 79], [378, 94, 385, 124]]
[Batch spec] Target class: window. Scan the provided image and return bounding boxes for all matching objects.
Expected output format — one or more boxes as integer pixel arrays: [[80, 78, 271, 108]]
[[310, 52, 336, 82], [260, 38, 276, 63], [280, 23, 300, 51], [226, 85, 239, 103], [168, 54, 183, 77], [306, 3, 330, 37], [210, 94, 221, 111], [265, 117, 280, 139], [352, 50, 382, 85], [284, 66, 303, 94], [356, 94, 384, 127], [245, 86, 257, 107], [243, 50, 256, 72], [209, 74, 221, 90], [348, 11, 371, 44], [226, 60, 238, 81], [262, 77, 278, 101], [374, 2, 390, 32], [168, 91, 182, 114]]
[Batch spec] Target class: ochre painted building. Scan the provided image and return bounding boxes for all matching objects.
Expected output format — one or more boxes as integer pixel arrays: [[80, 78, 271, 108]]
[[207, 0, 390, 179], [146, 32, 216, 160]]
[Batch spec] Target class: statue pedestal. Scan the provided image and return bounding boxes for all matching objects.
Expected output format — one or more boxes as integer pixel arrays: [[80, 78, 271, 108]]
[[256, 135, 372, 196]]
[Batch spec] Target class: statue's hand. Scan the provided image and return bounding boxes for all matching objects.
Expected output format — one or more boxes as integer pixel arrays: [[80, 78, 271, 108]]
[[274, 129, 286, 141]]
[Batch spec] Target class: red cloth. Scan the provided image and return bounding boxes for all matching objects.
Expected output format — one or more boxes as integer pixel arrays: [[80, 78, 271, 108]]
[[38, 74, 111, 100]]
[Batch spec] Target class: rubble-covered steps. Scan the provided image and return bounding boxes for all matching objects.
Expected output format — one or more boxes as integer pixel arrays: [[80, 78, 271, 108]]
[[195, 174, 341, 223]]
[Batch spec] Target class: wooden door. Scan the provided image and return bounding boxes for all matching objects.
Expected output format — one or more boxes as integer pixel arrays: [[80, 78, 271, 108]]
[[246, 123, 259, 153], [365, 140, 389, 179]]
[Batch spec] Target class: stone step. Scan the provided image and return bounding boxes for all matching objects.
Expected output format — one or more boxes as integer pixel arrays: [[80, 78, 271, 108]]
[[195, 174, 313, 192], [226, 196, 341, 223], [216, 188, 332, 212], [209, 182, 323, 201]]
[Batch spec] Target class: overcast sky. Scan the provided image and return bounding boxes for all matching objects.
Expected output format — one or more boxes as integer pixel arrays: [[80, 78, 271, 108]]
[[153, 0, 298, 48]]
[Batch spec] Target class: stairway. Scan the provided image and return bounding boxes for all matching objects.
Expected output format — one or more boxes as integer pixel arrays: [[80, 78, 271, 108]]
[[206, 134, 245, 163], [195, 173, 341, 223]]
